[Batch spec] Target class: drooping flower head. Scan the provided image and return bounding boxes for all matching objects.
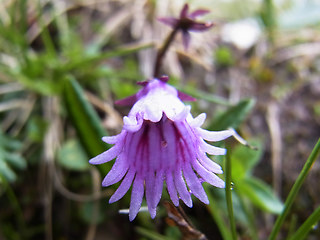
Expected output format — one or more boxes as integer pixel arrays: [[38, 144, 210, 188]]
[[89, 76, 235, 221], [158, 4, 214, 49]]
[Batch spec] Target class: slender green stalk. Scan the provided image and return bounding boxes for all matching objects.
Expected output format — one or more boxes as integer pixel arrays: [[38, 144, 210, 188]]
[[287, 214, 298, 238], [225, 151, 238, 240], [288, 206, 320, 240], [206, 187, 232, 240], [268, 138, 320, 240], [237, 192, 259, 240]]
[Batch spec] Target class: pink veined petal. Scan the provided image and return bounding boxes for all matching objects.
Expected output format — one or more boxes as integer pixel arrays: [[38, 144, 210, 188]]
[[192, 161, 225, 188], [166, 170, 179, 206], [189, 113, 206, 128], [199, 140, 227, 155], [145, 171, 157, 219], [89, 144, 123, 165], [182, 30, 191, 50], [162, 118, 177, 169], [175, 121, 198, 162], [102, 131, 126, 144], [189, 9, 210, 18], [183, 163, 209, 204], [169, 105, 190, 122], [127, 126, 144, 165], [180, 3, 189, 18], [174, 167, 192, 207], [109, 169, 136, 203], [189, 22, 214, 32], [197, 128, 234, 142], [123, 116, 143, 132], [157, 17, 178, 27], [197, 151, 223, 174], [148, 124, 161, 171], [102, 155, 128, 187], [129, 176, 145, 221], [135, 139, 147, 174]]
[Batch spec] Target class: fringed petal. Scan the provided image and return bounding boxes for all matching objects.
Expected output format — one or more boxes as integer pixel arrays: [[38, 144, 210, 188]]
[[197, 128, 234, 142], [169, 105, 190, 122], [166, 170, 179, 206], [89, 144, 123, 165], [197, 151, 223, 174], [109, 169, 136, 203], [102, 131, 126, 144], [123, 116, 143, 132], [199, 140, 227, 155], [189, 113, 206, 128], [145, 171, 156, 218], [183, 163, 209, 204], [192, 161, 225, 188], [153, 170, 164, 208], [102, 155, 128, 187], [174, 169, 192, 207], [129, 176, 144, 221]]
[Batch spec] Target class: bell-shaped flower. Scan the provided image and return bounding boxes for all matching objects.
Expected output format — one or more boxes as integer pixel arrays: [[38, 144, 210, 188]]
[[89, 77, 235, 221]]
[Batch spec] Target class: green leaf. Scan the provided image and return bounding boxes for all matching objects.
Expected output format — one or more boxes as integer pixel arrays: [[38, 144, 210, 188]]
[[0, 160, 16, 183], [2, 152, 26, 170], [237, 178, 284, 214], [0, 131, 26, 183], [63, 76, 109, 175], [208, 98, 255, 131], [231, 139, 263, 180], [57, 139, 90, 171]]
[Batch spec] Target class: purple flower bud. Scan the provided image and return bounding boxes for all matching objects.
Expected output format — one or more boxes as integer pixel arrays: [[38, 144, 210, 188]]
[[89, 78, 234, 221]]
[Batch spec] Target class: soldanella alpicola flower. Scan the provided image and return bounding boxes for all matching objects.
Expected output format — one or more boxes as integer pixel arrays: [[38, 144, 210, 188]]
[[158, 3, 214, 49], [89, 76, 238, 221]]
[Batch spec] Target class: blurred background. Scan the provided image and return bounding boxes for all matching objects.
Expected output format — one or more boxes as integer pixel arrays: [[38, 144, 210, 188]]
[[0, 0, 319, 239]]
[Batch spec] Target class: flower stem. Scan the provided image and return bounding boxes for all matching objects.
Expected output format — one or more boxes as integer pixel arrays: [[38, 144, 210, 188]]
[[153, 28, 179, 78], [268, 138, 320, 240], [288, 206, 320, 240], [225, 149, 238, 240]]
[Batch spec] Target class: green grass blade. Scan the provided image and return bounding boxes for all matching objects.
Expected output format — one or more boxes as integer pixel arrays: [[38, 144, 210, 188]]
[[288, 206, 320, 240], [206, 186, 232, 240], [268, 138, 320, 240], [177, 86, 231, 106], [225, 151, 238, 240], [208, 98, 255, 131], [63, 76, 110, 175]]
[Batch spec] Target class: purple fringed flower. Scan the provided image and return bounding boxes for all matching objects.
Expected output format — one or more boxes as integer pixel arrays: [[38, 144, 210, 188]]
[[89, 77, 235, 221], [158, 3, 214, 49]]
